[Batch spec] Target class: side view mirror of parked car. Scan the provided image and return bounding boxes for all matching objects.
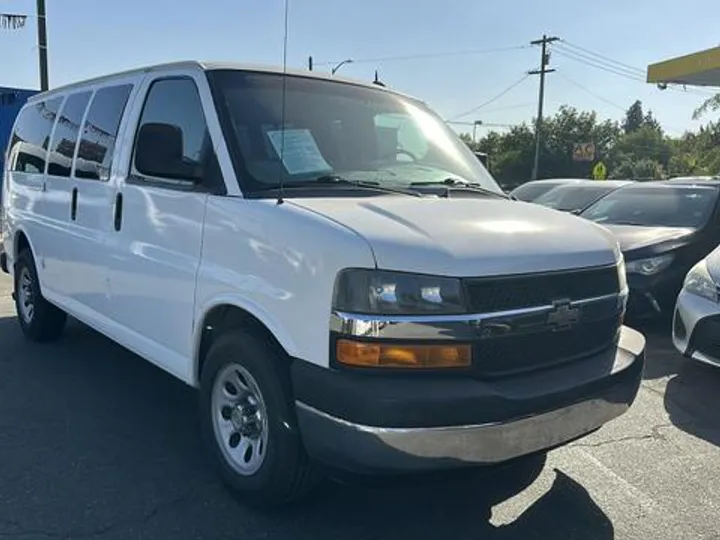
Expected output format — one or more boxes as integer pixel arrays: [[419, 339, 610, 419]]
[[135, 122, 203, 183]]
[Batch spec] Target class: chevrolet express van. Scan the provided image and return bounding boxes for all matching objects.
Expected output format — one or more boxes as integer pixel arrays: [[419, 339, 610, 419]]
[[1, 62, 645, 505]]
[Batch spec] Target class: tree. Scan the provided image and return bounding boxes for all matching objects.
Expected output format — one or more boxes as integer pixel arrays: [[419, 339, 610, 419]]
[[460, 97, 720, 188], [643, 110, 661, 133], [632, 158, 665, 180], [623, 100, 645, 133], [611, 125, 671, 169], [610, 158, 664, 180], [693, 94, 720, 120]]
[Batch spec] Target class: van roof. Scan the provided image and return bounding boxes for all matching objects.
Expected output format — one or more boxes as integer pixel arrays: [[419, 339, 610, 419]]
[[27, 60, 418, 104]]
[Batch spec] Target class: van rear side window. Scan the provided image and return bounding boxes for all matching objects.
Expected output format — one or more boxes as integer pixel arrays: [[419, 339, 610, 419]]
[[47, 92, 91, 177], [76, 84, 133, 181], [9, 98, 62, 174]]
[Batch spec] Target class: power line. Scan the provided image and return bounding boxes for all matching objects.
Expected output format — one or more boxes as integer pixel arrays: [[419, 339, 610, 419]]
[[446, 120, 516, 128], [450, 74, 531, 119], [555, 44, 644, 80], [316, 44, 529, 66], [481, 102, 536, 113], [555, 44, 716, 98], [555, 72, 627, 111], [553, 48, 645, 82], [560, 41, 645, 75]]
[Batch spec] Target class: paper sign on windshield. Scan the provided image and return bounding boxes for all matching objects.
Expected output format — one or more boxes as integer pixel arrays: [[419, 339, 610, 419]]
[[266, 129, 332, 176]]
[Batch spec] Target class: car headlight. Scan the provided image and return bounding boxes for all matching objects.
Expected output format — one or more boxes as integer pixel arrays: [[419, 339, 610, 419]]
[[683, 260, 718, 302], [333, 269, 466, 315], [625, 253, 674, 276]]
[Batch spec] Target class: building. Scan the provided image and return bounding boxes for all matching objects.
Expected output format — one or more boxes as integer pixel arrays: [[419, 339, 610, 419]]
[[0, 87, 39, 172]]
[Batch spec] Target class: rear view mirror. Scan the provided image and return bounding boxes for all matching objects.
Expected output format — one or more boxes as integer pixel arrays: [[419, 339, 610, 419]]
[[135, 123, 203, 182]]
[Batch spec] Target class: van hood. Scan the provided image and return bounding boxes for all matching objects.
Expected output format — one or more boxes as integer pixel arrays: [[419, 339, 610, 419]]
[[289, 197, 619, 277]]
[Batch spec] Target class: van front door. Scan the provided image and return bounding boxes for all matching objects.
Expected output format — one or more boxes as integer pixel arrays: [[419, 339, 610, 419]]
[[107, 76, 220, 378]]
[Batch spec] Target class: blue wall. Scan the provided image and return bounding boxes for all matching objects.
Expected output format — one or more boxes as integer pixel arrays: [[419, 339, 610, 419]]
[[0, 87, 39, 172]]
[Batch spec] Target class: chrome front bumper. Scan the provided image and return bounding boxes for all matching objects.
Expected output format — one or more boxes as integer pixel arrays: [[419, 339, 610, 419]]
[[295, 326, 645, 474], [297, 397, 628, 472]]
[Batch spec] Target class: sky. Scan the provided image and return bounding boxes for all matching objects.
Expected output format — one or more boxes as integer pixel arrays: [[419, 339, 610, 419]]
[[1, 0, 719, 137]]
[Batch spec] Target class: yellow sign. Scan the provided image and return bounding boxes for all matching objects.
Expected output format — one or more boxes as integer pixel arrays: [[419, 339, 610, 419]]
[[573, 142, 595, 162], [592, 161, 607, 180]]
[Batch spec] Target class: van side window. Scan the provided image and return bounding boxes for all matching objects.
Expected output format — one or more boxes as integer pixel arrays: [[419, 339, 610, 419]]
[[9, 98, 62, 174], [47, 91, 91, 177], [132, 78, 218, 185], [76, 84, 133, 181]]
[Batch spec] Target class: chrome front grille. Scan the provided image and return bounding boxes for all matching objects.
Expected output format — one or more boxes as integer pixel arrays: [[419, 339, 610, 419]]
[[464, 265, 622, 378]]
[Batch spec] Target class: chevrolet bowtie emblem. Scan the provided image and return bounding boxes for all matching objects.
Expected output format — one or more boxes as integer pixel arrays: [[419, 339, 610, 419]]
[[547, 299, 580, 329]]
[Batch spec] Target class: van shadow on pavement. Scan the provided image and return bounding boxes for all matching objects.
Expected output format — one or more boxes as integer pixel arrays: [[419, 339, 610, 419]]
[[0, 316, 613, 539], [663, 360, 720, 449], [627, 317, 720, 449], [627, 317, 677, 380]]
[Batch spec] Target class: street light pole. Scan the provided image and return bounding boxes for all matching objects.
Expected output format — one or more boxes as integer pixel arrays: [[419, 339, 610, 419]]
[[36, 0, 49, 91], [331, 59, 353, 75], [472, 120, 483, 143]]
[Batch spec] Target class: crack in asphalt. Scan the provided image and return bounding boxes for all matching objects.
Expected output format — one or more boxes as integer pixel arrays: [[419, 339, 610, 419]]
[[0, 480, 216, 540], [572, 423, 673, 449]]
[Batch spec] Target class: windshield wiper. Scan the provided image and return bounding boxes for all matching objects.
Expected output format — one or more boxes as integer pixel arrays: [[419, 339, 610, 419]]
[[410, 178, 510, 199], [282, 174, 423, 197]]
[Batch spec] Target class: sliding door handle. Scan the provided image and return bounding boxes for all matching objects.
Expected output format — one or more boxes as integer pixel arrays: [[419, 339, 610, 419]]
[[114, 193, 123, 231], [70, 188, 78, 221]]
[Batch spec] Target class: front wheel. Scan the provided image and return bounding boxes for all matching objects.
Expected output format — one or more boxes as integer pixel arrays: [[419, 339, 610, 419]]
[[199, 331, 318, 507], [14, 249, 67, 342]]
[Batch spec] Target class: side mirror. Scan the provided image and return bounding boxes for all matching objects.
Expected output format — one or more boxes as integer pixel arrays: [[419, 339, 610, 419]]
[[135, 123, 202, 182]]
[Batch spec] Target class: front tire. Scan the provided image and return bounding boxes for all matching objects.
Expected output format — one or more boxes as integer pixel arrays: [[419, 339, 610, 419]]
[[199, 331, 318, 507], [14, 249, 67, 342]]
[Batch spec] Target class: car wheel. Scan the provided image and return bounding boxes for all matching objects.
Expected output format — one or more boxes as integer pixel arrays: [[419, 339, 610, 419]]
[[14, 249, 67, 342], [199, 330, 318, 507]]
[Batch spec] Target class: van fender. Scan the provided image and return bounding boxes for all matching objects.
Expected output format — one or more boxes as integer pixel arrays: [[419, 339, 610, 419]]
[[192, 293, 299, 383]]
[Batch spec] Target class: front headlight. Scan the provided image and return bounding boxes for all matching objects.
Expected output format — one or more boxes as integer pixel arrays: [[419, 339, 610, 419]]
[[683, 260, 718, 302], [625, 253, 674, 276], [333, 269, 466, 315]]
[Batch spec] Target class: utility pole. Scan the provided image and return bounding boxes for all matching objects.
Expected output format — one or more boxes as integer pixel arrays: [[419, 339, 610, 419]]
[[529, 34, 559, 181], [36, 0, 49, 91]]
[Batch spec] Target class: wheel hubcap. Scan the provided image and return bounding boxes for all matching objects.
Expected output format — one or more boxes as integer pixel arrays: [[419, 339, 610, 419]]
[[211, 364, 268, 476], [18, 268, 35, 323]]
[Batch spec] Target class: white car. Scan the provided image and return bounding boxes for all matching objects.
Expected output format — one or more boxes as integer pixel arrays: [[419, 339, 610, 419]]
[[672, 247, 720, 366], [1, 61, 645, 505]]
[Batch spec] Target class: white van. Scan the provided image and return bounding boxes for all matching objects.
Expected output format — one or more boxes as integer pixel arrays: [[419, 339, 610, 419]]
[[1, 61, 645, 505]]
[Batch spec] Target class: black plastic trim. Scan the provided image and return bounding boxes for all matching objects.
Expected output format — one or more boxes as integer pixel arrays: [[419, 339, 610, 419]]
[[292, 326, 645, 429]]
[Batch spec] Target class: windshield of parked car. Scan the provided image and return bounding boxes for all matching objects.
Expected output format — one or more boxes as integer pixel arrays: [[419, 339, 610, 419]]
[[208, 70, 501, 195], [580, 185, 719, 228], [535, 184, 621, 211]]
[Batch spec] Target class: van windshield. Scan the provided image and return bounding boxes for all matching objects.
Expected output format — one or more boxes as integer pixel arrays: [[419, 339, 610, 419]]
[[208, 69, 501, 196]]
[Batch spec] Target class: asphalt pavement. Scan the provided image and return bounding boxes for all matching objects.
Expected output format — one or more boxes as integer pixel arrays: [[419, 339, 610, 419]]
[[1, 274, 720, 540]]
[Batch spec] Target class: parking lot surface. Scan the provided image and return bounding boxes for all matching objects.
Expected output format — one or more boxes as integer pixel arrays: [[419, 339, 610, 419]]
[[2, 274, 720, 540]]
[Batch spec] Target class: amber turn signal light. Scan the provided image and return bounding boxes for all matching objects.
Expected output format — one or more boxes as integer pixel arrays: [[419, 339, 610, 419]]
[[336, 339, 471, 368]]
